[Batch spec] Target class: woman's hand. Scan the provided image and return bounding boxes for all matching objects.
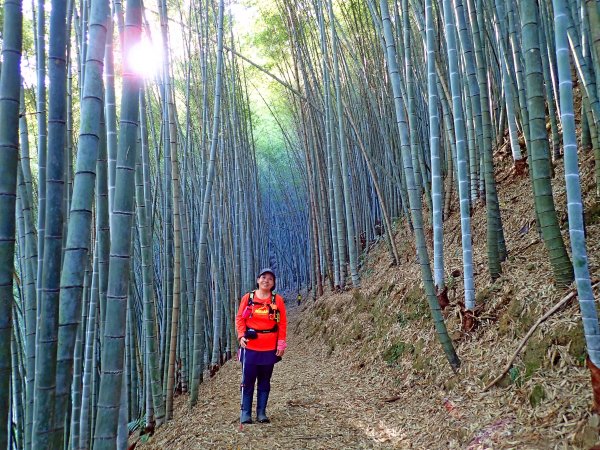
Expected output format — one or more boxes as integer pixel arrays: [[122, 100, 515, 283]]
[[276, 339, 286, 357], [239, 337, 248, 348]]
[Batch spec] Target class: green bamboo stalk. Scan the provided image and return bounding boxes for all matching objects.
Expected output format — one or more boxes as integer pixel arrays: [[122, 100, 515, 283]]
[[165, 72, 183, 423], [328, 0, 360, 287], [442, 0, 476, 310], [455, 0, 483, 203], [553, 0, 600, 367], [11, 322, 25, 450], [32, 0, 69, 444], [378, 0, 460, 370], [136, 89, 165, 427], [70, 261, 91, 450], [105, 12, 118, 222], [35, 0, 48, 326], [93, 0, 142, 443], [425, 0, 445, 289], [506, 0, 531, 149], [0, 1, 23, 445], [55, 0, 110, 438], [317, 0, 343, 287], [78, 241, 99, 450], [466, 0, 502, 277], [18, 84, 38, 450], [520, 0, 573, 286], [190, 0, 225, 407]]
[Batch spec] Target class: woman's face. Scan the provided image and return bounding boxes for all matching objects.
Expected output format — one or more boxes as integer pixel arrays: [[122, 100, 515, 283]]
[[257, 273, 275, 291]]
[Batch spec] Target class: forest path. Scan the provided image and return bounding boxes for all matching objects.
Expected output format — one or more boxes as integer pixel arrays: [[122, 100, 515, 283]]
[[141, 303, 407, 449]]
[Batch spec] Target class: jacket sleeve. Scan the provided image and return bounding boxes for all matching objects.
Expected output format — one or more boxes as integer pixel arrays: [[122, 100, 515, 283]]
[[276, 295, 287, 342], [235, 293, 250, 340]]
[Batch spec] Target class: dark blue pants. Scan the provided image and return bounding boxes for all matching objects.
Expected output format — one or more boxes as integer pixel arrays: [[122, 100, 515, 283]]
[[240, 350, 277, 420], [242, 362, 274, 393]]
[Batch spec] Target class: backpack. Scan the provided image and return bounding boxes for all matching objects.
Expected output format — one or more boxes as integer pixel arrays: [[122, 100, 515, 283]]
[[245, 290, 280, 323]]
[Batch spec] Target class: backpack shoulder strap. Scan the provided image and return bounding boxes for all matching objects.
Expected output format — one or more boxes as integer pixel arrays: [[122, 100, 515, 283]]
[[271, 293, 280, 323]]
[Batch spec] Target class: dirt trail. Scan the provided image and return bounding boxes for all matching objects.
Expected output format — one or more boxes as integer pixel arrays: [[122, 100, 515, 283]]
[[141, 304, 407, 449]]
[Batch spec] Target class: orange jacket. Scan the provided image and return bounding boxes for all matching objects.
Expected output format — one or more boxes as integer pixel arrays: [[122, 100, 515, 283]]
[[235, 291, 287, 352]]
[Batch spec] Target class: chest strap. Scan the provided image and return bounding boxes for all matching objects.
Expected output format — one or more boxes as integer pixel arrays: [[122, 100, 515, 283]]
[[248, 290, 276, 306]]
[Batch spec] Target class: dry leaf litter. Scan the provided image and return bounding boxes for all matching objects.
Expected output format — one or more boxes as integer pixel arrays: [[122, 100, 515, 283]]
[[139, 150, 600, 449]]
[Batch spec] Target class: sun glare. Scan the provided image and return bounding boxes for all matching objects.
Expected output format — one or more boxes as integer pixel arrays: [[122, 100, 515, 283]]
[[128, 38, 163, 78]]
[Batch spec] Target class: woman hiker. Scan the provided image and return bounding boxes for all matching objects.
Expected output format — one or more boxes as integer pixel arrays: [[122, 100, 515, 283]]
[[236, 268, 288, 424]]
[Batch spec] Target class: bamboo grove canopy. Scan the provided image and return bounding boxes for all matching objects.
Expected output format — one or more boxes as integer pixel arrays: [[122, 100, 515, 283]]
[[0, 0, 599, 448]]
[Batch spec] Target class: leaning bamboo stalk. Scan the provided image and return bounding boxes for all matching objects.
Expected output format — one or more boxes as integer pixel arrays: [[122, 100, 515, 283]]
[[376, 0, 460, 370]]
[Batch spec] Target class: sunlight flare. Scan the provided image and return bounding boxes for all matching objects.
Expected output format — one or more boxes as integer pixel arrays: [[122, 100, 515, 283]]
[[128, 37, 162, 78]]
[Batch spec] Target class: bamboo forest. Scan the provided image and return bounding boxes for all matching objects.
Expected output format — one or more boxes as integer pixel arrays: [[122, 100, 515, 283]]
[[1, 0, 600, 447]]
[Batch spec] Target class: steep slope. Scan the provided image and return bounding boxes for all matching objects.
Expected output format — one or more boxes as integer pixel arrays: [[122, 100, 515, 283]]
[[295, 149, 600, 448]]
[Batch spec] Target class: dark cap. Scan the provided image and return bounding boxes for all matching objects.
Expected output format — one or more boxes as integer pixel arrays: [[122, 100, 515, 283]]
[[256, 268, 276, 290], [257, 268, 276, 279]]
